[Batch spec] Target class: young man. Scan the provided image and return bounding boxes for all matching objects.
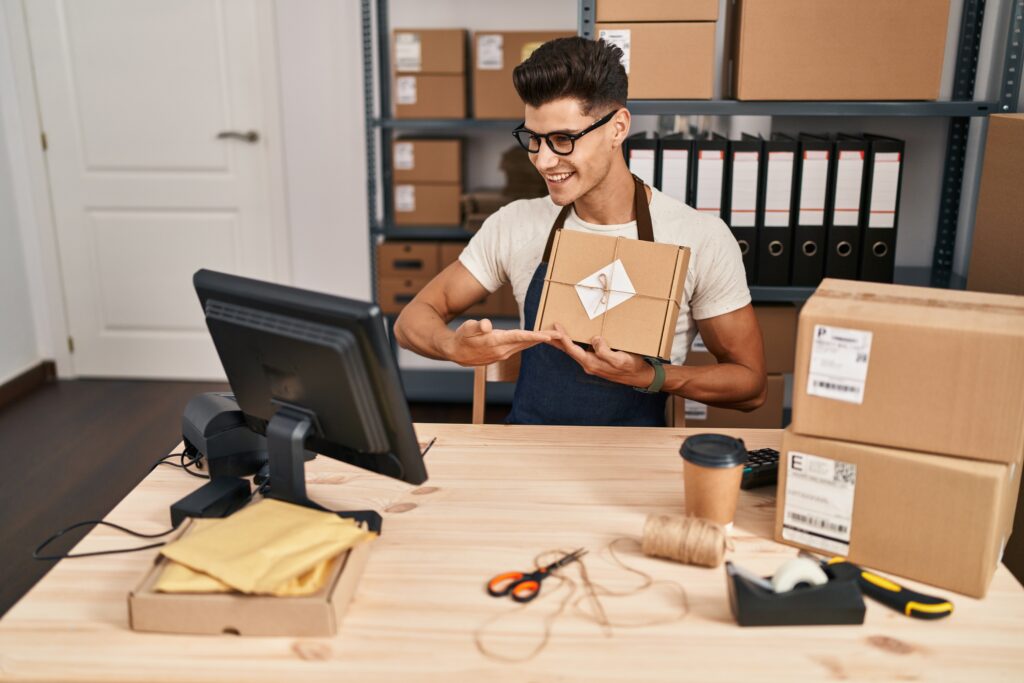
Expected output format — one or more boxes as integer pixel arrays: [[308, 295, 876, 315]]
[[394, 37, 765, 426]]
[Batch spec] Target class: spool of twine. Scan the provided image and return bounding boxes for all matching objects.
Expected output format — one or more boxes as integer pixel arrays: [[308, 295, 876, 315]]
[[640, 514, 730, 568]]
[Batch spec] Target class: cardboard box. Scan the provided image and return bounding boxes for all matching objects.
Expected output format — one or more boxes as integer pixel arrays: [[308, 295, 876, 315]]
[[393, 183, 462, 226], [683, 373, 784, 428], [461, 191, 511, 232], [775, 429, 1016, 598], [440, 244, 519, 318], [129, 524, 371, 636], [377, 241, 440, 279], [472, 31, 574, 119], [687, 304, 797, 373], [791, 279, 1024, 465], [597, 0, 718, 21], [967, 114, 1024, 296], [393, 139, 462, 185], [534, 230, 690, 360], [378, 276, 430, 315], [392, 29, 466, 74], [596, 23, 715, 100], [732, 0, 950, 101], [393, 74, 465, 119]]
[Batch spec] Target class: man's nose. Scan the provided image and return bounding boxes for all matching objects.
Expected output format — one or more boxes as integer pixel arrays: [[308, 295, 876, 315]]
[[533, 143, 560, 171]]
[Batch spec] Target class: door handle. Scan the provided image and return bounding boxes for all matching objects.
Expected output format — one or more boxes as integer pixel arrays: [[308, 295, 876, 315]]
[[216, 130, 260, 143]]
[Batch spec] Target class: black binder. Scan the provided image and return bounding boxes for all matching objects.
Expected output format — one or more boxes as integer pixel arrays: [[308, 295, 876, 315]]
[[728, 135, 763, 284], [624, 132, 659, 190], [825, 134, 867, 280], [693, 134, 728, 220], [859, 134, 905, 283], [658, 133, 693, 206], [756, 133, 798, 286], [792, 134, 832, 287]]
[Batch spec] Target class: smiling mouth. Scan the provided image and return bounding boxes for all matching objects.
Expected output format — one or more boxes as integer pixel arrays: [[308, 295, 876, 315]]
[[545, 171, 575, 184]]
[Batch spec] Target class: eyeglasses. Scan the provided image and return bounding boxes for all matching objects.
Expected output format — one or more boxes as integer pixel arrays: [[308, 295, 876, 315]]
[[512, 109, 618, 156]]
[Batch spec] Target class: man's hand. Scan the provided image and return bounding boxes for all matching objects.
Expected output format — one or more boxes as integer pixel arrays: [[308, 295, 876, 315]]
[[546, 323, 655, 388], [441, 318, 557, 367]]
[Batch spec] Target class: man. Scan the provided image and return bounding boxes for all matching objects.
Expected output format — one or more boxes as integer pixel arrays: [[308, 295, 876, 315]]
[[394, 37, 765, 426]]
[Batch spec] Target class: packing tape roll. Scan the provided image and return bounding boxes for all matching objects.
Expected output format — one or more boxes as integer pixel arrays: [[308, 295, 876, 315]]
[[770, 558, 829, 594]]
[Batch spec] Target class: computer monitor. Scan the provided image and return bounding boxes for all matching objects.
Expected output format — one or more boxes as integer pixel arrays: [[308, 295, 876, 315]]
[[193, 269, 428, 532]]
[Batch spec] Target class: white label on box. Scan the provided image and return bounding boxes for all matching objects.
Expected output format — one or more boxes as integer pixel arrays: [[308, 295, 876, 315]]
[[394, 32, 422, 72], [730, 151, 759, 227], [661, 149, 689, 204], [684, 399, 708, 421], [782, 451, 857, 556], [692, 332, 707, 353], [833, 150, 864, 227], [477, 34, 504, 70], [868, 152, 901, 228], [394, 142, 415, 170], [575, 259, 636, 320], [598, 29, 631, 74], [395, 184, 416, 212], [396, 76, 417, 105], [629, 149, 656, 187], [764, 151, 794, 227], [799, 151, 829, 226], [807, 324, 873, 404]]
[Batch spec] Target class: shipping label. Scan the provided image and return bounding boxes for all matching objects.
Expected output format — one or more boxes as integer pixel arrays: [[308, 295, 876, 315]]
[[394, 32, 422, 72], [782, 451, 857, 556], [395, 185, 416, 212], [394, 142, 415, 170], [598, 29, 631, 74], [806, 324, 872, 404], [395, 76, 417, 105], [477, 34, 504, 70]]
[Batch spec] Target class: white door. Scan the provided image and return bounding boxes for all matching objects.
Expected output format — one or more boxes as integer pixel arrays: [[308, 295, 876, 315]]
[[25, 0, 287, 379]]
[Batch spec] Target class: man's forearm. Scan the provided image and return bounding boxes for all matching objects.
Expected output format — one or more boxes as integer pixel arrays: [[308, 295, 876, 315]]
[[662, 362, 766, 410], [393, 303, 455, 361]]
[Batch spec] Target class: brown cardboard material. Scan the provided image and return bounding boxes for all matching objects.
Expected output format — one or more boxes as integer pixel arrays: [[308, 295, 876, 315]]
[[597, 0, 718, 21], [472, 31, 574, 119], [687, 304, 797, 373], [392, 29, 466, 74], [534, 230, 690, 360], [393, 74, 466, 119], [732, 0, 950, 101], [683, 374, 784, 428], [393, 139, 462, 184], [377, 241, 441, 279], [775, 429, 1016, 598], [595, 22, 715, 100], [128, 524, 372, 636], [393, 183, 462, 226], [461, 191, 511, 232], [967, 114, 1024, 296], [440, 244, 519, 318], [378, 276, 430, 315], [791, 279, 1024, 464]]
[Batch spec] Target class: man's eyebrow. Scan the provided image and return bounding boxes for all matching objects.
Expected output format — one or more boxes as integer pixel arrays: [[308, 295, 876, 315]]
[[524, 125, 583, 135]]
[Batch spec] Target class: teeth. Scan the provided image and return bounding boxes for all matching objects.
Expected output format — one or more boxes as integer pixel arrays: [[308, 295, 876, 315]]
[[547, 172, 573, 182]]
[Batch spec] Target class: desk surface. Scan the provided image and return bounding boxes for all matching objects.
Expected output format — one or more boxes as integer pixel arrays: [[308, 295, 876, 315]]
[[1, 424, 1022, 682]]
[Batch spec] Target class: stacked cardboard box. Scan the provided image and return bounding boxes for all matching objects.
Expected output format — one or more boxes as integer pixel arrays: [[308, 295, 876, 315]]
[[392, 29, 466, 119], [595, 0, 717, 100], [392, 139, 463, 227], [775, 279, 1024, 597], [472, 30, 574, 119]]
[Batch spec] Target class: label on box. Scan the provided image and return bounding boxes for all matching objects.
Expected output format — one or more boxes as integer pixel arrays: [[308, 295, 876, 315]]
[[477, 34, 503, 70], [806, 324, 872, 404], [598, 29, 631, 74], [394, 32, 422, 72], [396, 76, 417, 105], [782, 451, 856, 556], [394, 142, 415, 170], [395, 184, 416, 212], [684, 400, 708, 421], [575, 259, 636, 320]]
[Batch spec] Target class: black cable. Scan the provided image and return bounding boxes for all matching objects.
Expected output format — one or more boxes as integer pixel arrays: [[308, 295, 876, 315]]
[[33, 519, 178, 560]]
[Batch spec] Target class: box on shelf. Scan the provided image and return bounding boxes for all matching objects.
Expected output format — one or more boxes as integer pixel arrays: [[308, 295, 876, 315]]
[[596, 0, 718, 21], [731, 0, 951, 100], [791, 279, 1024, 465], [377, 241, 441, 279], [393, 74, 466, 119], [378, 275, 430, 315], [596, 22, 715, 100], [534, 230, 690, 360], [392, 29, 466, 74], [472, 31, 574, 119], [393, 183, 462, 226], [686, 304, 797, 373], [393, 139, 462, 185], [967, 114, 1024, 297], [682, 374, 784, 428], [461, 191, 511, 232], [775, 428, 1017, 598]]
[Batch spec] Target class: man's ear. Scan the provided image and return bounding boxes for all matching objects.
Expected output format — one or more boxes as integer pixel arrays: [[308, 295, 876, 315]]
[[611, 107, 631, 150]]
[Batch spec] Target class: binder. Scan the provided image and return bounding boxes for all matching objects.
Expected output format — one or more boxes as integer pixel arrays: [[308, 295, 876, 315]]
[[756, 133, 798, 286], [658, 133, 693, 206], [625, 132, 659, 189], [693, 134, 728, 220], [728, 134, 763, 284], [859, 134, 905, 283], [791, 134, 832, 287], [825, 134, 867, 280]]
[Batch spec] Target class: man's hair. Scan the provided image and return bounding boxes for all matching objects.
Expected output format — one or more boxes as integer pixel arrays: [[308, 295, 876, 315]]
[[512, 37, 627, 115]]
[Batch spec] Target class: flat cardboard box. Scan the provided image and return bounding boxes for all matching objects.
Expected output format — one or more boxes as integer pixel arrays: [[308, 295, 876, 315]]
[[732, 0, 950, 100], [378, 275, 431, 315], [791, 279, 1024, 465], [393, 74, 465, 119], [682, 373, 784, 428], [392, 29, 466, 74], [129, 523, 372, 636], [967, 114, 1024, 296], [687, 304, 797, 373], [393, 183, 462, 226], [393, 139, 462, 185], [472, 31, 574, 119], [377, 241, 441, 279], [596, 22, 715, 100], [775, 429, 1016, 598], [534, 229, 690, 360], [597, 0, 718, 21]]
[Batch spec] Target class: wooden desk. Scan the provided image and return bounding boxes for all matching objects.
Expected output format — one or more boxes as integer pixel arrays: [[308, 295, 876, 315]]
[[2, 425, 1022, 681]]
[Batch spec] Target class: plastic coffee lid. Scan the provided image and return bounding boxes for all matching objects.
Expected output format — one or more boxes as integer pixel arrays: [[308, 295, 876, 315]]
[[680, 434, 747, 469]]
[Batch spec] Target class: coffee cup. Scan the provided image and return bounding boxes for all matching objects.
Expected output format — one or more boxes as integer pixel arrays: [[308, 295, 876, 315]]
[[679, 434, 747, 526]]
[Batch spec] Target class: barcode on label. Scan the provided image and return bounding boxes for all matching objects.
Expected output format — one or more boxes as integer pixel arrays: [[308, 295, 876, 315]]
[[833, 462, 857, 485], [812, 379, 858, 394], [786, 511, 849, 535]]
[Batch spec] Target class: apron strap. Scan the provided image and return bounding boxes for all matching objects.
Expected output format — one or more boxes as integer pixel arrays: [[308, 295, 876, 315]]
[[541, 174, 653, 262]]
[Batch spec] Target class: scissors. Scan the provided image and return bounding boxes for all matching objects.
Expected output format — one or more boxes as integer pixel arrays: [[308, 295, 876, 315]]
[[486, 548, 587, 603]]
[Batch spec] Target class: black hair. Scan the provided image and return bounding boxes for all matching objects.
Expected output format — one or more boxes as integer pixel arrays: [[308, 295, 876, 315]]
[[512, 36, 628, 115]]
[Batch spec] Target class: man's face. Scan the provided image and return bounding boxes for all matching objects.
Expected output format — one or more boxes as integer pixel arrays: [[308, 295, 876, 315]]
[[523, 98, 625, 206]]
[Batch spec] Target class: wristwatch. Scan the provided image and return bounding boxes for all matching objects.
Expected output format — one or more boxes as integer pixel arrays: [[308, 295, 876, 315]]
[[633, 357, 666, 394]]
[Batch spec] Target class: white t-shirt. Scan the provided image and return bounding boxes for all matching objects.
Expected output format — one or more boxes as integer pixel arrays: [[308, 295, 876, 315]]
[[458, 188, 751, 365]]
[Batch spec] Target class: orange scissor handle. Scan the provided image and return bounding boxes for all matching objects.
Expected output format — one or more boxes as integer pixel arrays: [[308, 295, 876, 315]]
[[509, 579, 541, 603], [487, 571, 526, 597]]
